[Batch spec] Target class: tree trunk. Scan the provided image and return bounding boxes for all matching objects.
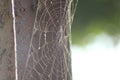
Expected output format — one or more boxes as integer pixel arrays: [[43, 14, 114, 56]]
[[0, 0, 72, 80], [14, 0, 36, 80], [15, 0, 72, 80], [0, 0, 16, 80]]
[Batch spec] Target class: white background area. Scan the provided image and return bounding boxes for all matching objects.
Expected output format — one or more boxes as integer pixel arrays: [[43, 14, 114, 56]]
[[72, 34, 120, 80]]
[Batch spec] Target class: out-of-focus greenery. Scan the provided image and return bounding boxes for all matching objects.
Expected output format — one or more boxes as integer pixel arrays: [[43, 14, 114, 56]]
[[72, 0, 120, 46]]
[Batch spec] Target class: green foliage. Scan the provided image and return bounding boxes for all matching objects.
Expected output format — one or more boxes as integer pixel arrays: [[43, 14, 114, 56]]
[[72, 0, 120, 45]]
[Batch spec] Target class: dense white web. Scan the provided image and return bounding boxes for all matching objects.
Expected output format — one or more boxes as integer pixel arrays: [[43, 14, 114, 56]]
[[21, 0, 78, 80]]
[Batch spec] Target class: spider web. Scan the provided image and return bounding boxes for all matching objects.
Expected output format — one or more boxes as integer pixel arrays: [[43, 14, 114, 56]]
[[21, 0, 78, 80]]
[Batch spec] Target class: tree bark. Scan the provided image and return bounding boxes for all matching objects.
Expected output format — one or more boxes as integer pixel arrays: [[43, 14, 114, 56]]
[[14, 0, 37, 80], [15, 0, 72, 80], [0, 0, 72, 80], [0, 0, 16, 80]]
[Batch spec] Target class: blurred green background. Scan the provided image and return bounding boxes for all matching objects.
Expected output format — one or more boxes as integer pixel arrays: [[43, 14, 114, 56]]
[[72, 0, 120, 46]]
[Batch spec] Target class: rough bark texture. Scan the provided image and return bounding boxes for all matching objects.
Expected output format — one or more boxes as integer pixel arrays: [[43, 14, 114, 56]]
[[14, 0, 36, 80], [0, 0, 16, 80], [0, 0, 72, 80], [15, 0, 72, 80]]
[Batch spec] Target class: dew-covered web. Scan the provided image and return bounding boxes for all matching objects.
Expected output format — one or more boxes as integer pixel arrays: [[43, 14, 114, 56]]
[[21, 0, 78, 80]]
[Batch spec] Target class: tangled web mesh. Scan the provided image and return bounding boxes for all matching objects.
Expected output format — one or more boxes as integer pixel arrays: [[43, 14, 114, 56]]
[[21, 0, 78, 80]]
